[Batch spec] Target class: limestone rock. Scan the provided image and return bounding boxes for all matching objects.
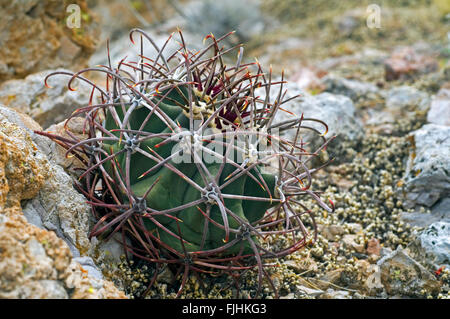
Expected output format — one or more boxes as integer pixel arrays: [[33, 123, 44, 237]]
[[0, 105, 126, 298], [319, 289, 351, 299], [418, 221, 450, 266], [283, 257, 318, 274], [0, 69, 91, 129], [0, 207, 126, 299], [323, 74, 379, 102], [0, 105, 91, 256], [377, 248, 441, 296], [44, 117, 87, 174], [427, 88, 450, 126], [270, 89, 364, 160], [384, 85, 430, 114], [402, 124, 450, 209]]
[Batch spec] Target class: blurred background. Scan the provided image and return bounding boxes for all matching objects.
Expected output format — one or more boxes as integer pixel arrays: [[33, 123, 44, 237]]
[[1, 0, 449, 84]]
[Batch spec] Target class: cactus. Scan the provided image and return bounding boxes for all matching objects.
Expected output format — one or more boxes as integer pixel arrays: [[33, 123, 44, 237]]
[[37, 29, 334, 298]]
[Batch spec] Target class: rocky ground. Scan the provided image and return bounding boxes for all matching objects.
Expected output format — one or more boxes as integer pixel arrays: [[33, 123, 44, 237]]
[[0, 0, 448, 299]]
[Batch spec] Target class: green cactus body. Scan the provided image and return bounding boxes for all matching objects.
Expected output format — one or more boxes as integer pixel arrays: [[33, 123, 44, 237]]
[[102, 86, 277, 254]]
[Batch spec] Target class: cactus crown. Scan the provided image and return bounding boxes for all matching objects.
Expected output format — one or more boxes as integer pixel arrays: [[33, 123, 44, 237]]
[[38, 29, 334, 298]]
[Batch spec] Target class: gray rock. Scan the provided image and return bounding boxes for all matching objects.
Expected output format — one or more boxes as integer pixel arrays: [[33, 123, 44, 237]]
[[90, 29, 201, 69], [384, 86, 430, 112], [0, 104, 50, 150], [183, 0, 266, 45], [22, 205, 45, 229], [0, 69, 91, 129], [319, 48, 388, 71], [0, 105, 92, 257], [0, 104, 92, 255], [323, 74, 379, 102], [22, 159, 92, 258], [402, 124, 450, 209], [431, 197, 450, 221], [427, 88, 450, 126], [73, 257, 104, 281], [334, 14, 359, 36], [270, 89, 364, 154], [377, 247, 441, 296], [319, 288, 351, 299], [89, 233, 130, 265], [28, 280, 69, 299], [418, 221, 450, 266], [0, 106, 125, 298], [380, 247, 393, 258], [400, 198, 449, 228], [296, 285, 324, 297]]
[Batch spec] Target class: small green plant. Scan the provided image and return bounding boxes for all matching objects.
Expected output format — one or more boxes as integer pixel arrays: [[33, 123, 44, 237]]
[[38, 29, 334, 298]]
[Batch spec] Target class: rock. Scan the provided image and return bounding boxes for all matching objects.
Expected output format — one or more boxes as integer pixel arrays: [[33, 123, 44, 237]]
[[319, 48, 388, 71], [319, 289, 351, 299], [295, 285, 324, 297], [0, 209, 125, 299], [0, 69, 92, 129], [319, 224, 346, 241], [0, 106, 129, 289], [183, 0, 265, 46], [283, 257, 318, 274], [0, 106, 93, 257], [363, 109, 396, 135], [384, 86, 430, 113], [342, 234, 365, 253], [430, 197, 450, 222], [21, 167, 92, 257], [380, 247, 393, 258], [289, 66, 325, 92], [0, 0, 99, 83], [402, 124, 450, 209], [353, 259, 383, 293], [427, 88, 450, 126], [279, 292, 295, 299], [270, 90, 364, 158], [418, 221, 450, 266], [72, 256, 103, 281], [400, 198, 450, 228], [313, 269, 344, 290], [65, 259, 127, 299], [366, 238, 381, 256], [323, 74, 379, 102], [90, 0, 174, 43], [333, 10, 360, 36], [384, 47, 439, 81], [0, 104, 48, 150], [377, 248, 441, 296], [44, 117, 88, 175], [364, 85, 431, 134], [346, 223, 363, 234], [0, 106, 126, 299]]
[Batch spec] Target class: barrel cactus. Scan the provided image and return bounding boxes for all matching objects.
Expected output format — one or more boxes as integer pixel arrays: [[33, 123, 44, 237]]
[[38, 29, 334, 298]]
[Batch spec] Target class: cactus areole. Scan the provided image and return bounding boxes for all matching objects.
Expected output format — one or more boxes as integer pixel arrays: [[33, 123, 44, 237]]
[[38, 29, 334, 297]]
